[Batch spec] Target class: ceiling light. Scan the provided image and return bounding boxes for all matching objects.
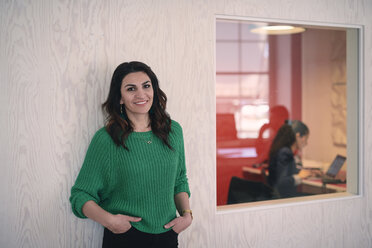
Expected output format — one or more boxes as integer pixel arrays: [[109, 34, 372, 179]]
[[251, 25, 306, 35]]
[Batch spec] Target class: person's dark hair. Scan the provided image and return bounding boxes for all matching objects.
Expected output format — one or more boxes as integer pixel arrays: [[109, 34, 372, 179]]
[[102, 61, 172, 150], [268, 124, 296, 161], [267, 124, 296, 187], [288, 120, 309, 137]]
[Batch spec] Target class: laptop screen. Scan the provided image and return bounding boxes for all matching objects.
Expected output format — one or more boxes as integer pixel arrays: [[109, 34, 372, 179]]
[[326, 155, 346, 177]]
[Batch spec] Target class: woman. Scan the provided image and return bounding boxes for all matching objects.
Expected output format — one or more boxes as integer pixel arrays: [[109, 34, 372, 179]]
[[267, 120, 313, 198], [70, 61, 192, 247]]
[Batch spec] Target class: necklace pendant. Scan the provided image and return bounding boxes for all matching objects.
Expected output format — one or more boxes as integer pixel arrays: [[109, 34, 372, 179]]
[[147, 140, 152, 144]]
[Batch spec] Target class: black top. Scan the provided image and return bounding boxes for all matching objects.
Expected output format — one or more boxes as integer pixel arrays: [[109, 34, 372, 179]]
[[268, 147, 300, 198]]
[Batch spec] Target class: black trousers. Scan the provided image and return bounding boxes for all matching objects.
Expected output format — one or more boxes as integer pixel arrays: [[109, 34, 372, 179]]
[[102, 227, 178, 248]]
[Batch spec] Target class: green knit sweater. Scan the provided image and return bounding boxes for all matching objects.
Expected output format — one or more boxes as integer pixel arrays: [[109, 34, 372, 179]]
[[70, 120, 190, 234]]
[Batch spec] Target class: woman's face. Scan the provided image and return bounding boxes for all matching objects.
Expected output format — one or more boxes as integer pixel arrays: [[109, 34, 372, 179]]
[[296, 133, 309, 150], [120, 71, 154, 118]]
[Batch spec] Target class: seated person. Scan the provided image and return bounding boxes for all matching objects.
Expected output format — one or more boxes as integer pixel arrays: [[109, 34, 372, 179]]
[[267, 120, 314, 198]]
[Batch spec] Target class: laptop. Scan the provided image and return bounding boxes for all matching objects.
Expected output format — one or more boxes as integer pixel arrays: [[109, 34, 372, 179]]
[[320, 155, 346, 184]]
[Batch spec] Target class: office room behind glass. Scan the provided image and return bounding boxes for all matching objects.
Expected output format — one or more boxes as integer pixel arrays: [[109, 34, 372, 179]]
[[215, 19, 358, 206]]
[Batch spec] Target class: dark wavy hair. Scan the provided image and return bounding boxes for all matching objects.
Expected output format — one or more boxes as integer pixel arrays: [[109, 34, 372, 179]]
[[102, 61, 172, 150], [267, 124, 296, 186], [268, 124, 296, 160]]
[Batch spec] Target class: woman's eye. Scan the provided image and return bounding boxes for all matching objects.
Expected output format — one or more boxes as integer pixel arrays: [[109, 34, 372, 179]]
[[127, 87, 135, 91], [144, 84, 151, 89]]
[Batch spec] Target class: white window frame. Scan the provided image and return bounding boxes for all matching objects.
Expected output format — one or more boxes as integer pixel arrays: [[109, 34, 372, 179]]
[[215, 15, 364, 213]]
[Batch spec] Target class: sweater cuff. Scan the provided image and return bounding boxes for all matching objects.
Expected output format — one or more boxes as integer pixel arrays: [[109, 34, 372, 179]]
[[71, 193, 98, 219], [174, 184, 191, 197]]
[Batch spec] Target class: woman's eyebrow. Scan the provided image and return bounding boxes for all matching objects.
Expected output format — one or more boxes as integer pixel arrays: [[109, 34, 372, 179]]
[[124, 81, 150, 88], [124, 83, 136, 88]]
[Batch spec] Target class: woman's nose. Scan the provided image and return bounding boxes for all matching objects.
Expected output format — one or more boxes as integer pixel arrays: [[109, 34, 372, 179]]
[[135, 88, 146, 98]]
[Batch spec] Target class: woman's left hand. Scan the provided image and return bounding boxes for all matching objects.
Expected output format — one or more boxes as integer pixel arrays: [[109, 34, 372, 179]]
[[164, 213, 192, 234]]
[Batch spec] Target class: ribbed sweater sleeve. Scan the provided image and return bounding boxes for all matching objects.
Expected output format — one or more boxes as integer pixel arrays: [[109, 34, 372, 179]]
[[172, 122, 190, 196], [69, 129, 113, 218]]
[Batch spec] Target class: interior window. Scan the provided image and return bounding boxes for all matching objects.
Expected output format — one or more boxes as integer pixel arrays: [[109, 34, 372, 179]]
[[216, 19, 360, 207]]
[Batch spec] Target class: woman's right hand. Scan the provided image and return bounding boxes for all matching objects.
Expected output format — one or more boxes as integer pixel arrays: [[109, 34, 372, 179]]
[[298, 169, 322, 179], [106, 214, 142, 234], [298, 169, 313, 179]]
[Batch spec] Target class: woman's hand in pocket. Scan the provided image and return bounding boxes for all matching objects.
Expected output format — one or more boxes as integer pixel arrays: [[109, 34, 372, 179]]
[[164, 214, 192, 234], [106, 214, 141, 234]]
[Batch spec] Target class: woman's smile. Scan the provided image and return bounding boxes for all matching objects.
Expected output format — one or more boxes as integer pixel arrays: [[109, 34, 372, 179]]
[[120, 71, 154, 117], [134, 100, 149, 105]]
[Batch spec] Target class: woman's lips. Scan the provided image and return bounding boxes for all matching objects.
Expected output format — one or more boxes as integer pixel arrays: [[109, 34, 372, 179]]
[[134, 100, 148, 105]]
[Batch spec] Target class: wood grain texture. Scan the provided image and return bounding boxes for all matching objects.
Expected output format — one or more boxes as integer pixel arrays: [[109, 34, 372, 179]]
[[1, 0, 371, 247]]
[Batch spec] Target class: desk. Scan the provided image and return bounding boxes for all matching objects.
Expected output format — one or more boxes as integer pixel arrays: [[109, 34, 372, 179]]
[[300, 178, 346, 194], [242, 165, 346, 194]]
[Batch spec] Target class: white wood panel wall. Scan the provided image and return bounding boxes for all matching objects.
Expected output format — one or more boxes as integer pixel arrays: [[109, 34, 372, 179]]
[[1, 0, 371, 247]]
